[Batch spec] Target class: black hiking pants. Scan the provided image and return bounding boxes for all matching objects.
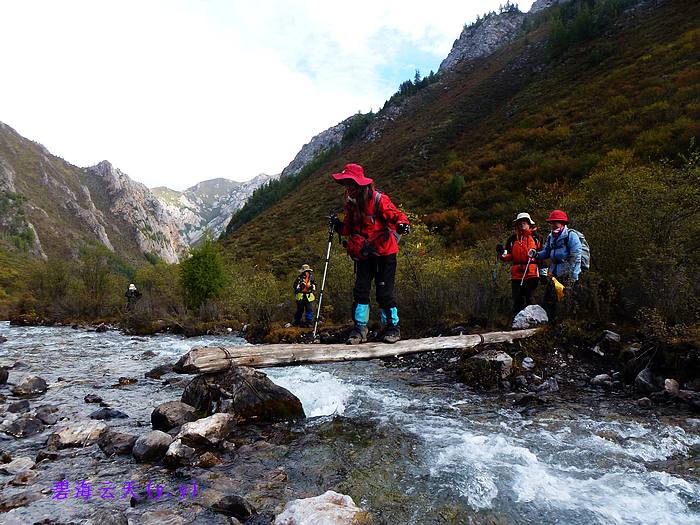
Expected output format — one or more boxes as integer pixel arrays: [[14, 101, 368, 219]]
[[353, 254, 397, 311], [511, 278, 539, 316], [294, 296, 313, 326]]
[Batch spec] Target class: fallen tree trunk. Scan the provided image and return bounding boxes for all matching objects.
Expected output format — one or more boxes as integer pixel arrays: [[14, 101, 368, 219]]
[[175, 328, 541, 374]]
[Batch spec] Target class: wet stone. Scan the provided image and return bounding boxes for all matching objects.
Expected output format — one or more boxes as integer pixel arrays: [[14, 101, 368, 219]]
[[132, 430, 173, 463], [89, 408, 129, 420], [87, 509, 129, 525], [151, 400, 197, 432], [145, 363, 173, 379], [1, 456, 35, 474], [0, 366, 8, 385], [35, 405, 60, 425], [11, 469, 38, 486], [636, 397, 653, 408], [84, 393, 103, 403], [3, 414, 44, 438], [11, 376, 48, 396], [8, 400, 30, 413], [210, 494, 257, 520], [47, 420, 107, 450], [98, 430, 138, 456], [635, 368, 658, 394], [0, 489, 42, 512], [35, 451, 59, 462]]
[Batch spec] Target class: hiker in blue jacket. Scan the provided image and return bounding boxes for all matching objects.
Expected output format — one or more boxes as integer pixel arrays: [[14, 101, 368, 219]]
[[528, 209, 582, 321]]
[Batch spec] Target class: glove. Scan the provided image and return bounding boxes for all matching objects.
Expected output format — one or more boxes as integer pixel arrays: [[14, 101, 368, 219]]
[[329, 215, 342, 232], [396, 223, 410, 235], [527, 248, 538, 258], [496, 243, 504, 255]]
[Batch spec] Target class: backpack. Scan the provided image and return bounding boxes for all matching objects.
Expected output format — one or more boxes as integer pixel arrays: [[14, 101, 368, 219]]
[[343, 191, 384, 261], [566, 229, 590, 270]]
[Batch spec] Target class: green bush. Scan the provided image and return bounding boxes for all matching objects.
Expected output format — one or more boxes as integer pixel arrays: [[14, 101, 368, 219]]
[[180, 238, 227, 311]]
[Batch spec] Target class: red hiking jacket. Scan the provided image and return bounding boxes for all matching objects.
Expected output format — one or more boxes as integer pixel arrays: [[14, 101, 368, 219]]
[[339, 190, 408, 256], [500, 231, 542, 280]]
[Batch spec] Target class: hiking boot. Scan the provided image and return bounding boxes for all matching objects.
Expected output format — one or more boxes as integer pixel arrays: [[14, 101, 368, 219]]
[[346, 325, 368, 345], [382, 325, 401, 344]]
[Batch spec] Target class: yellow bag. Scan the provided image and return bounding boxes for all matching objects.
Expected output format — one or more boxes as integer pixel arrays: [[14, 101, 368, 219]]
[[551, 277, 565, 302]]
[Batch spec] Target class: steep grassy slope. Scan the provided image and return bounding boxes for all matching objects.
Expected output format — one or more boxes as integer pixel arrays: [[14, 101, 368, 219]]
[[221, 0, 699, 269]]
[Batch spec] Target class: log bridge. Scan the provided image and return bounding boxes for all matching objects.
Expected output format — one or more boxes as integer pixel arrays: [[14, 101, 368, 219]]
[[176, 328, 541, 374]]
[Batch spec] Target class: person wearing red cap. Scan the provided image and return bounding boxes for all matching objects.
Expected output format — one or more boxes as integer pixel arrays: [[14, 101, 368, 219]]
[[528, 209, 582, 320], [330, 163, 410, 344], [496, 212, 544, 316]]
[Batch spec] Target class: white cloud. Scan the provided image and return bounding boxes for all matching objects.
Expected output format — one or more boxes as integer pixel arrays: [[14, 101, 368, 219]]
[[0, 0, 534, 189]]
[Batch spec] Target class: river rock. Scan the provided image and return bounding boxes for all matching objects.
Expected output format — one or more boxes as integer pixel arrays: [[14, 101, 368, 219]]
[[195, 451, 221, 468], [132, 430, 173, 463], [537, 377, 559, 393], [87, 509, 129, 525], [0, 336, 7, 344], [151, 401, 197, 431], [89, 408, 129, 420], [35, 405, 60, 425], [140, 510, 189, 525], [0, 366, 8, 385], [11, 376, 48, 396], [636, 397, 652, 408], [98, 429, 137, 456], [3, 414, 44, 438], [274, 490, 370, 525], [0, 456, 34, 474], [12, 469, 38, 485], [211, 494, 257, 520], [176, 413, 234, 447], [47, 421, 107, 450], [458, 349, 513, 389], [0, 490, 42, 512], [181, 367, 305, 423], [664, 378, 680, 395], [512, 305, 548, 329], [164, 439, 196, 467], [145, 364, 174, 379], [602, 330, 621, 343], [591, 374, 612, 387], [84, 393, 103, 403], [635, 368, 658, 394], [8, 400, 30, 413], [95, 323, 108, 333], [677, 390, 700, 411]]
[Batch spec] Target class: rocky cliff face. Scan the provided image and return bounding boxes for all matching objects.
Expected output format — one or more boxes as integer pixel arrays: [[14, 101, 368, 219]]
[[280, 116, 356, 177], [439, 10, 526, 73], [84, 161, 187, 263], [0, 122, 187, 263], [153, 173, 278, 245], [530, 0, 570, 14]]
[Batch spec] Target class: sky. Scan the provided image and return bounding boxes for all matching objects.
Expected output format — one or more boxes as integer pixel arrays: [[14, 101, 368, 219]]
[[0, 0, 535, 190]]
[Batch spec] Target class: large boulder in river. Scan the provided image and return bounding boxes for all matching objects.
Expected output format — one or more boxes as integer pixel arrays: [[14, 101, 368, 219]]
[[2, 414, 44, 438], [274, 490, 371, 525], [635, 368, 659, 394], [181, 367, 305, 423], [0, 366, 8, 385], [512, 305, 548, 330], [11, 376, 48, 396], [47, 421, 107, 450], [151, 401, 197, 431], [132, 430, 173, 463], [458, 349, 513, 389]]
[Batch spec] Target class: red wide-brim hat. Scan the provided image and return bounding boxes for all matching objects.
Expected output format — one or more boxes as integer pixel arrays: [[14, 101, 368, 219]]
[[331, 163, 373, 186]]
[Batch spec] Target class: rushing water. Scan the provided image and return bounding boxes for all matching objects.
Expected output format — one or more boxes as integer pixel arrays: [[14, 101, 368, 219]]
[[0, 322, 699, 524]]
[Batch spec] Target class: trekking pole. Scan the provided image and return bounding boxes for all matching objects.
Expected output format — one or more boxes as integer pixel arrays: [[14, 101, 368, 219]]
[[313, 214, 337, 340], [519, 257, 533, 287]]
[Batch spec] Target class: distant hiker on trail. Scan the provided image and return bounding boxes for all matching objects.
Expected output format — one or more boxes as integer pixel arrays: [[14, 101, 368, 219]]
[[329, 163, 410, 345], [125, 283, 142, 312], [529, 210, 582, 321], [293, 264, 316, 328], [497, 212, 544, 317]]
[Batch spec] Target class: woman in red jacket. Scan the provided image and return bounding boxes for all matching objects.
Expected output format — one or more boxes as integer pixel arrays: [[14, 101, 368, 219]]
[[496, 212, 543, 316], [331, 164, 410, 344]]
